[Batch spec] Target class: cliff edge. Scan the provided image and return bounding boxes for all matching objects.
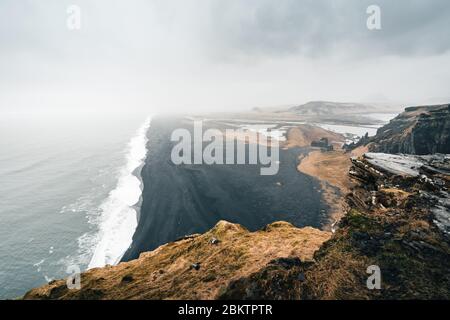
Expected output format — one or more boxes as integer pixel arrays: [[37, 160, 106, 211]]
[[356, 104, 450, 155], [219, 153, 450, 299], [24, 221, 330, 300], [24, 152, 450, 299]]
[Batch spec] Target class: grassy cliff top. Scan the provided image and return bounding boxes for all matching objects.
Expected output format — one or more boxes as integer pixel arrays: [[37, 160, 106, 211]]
[[24, 221, 330, 300]]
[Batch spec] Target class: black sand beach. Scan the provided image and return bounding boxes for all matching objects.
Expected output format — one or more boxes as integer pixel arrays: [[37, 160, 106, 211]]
[[122, 117, 329, 261]]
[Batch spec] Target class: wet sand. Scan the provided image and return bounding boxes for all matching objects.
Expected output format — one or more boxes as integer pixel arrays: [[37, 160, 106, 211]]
[[122, 116, 329, 261]]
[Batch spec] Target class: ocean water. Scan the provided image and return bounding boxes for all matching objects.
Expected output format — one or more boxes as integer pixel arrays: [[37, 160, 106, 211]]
[[0, 110, 150, 299]]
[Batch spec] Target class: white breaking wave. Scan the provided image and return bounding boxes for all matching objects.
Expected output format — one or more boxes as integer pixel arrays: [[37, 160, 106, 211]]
[[88, 117, 151, 269]]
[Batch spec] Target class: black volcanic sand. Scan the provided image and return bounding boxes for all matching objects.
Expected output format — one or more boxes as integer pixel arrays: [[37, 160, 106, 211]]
[[122, 117, 329, 261]]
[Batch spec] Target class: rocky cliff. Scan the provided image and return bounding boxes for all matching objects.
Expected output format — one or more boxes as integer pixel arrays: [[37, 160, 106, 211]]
[[24, 154, 450, 300], [220, 153, 450, 299], [366, 104, 450, 155]]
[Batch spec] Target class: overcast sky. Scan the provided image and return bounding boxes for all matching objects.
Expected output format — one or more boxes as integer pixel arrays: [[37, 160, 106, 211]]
[[1, 0, 449, 113]]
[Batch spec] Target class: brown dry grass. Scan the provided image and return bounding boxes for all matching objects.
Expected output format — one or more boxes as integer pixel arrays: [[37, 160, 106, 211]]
[[296, 145, 368, 228], [298, 150, 355, 227], [285, 125, 359, 228], [298, 150, 352, 192], [304, 248, 371, 300], [24, 221, 331, 300], [284, 125, 345, 148], [351, 145, 369, 157]]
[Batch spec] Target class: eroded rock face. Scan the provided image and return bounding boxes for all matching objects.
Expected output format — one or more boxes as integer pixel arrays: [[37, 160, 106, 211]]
[[350, 153, 450, 236], [368, 104, 450, 155], [218, 153, 450, 300]]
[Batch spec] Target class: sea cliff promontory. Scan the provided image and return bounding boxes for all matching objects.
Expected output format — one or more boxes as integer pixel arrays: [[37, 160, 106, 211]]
[[24, 152, 450, 299]]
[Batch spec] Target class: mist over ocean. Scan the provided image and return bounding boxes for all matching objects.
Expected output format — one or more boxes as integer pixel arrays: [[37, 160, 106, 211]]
[[0, 110, 150, 299]]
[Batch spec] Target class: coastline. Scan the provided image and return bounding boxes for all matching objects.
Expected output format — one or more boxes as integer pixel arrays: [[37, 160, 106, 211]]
[[297, 150, 351, 230], [283, 126, 348, 230], [296, 146, 368, 230], [130, 156, 146, 240], [25, 150, 450, 300], [122, 117, 330, 262], [88, 117, 151, 268]]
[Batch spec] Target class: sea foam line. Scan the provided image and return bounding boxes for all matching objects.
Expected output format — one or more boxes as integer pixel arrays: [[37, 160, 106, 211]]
[[88, 117, 151, 269]]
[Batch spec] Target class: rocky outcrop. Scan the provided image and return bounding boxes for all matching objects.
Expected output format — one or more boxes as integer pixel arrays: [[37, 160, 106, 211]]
[[367, 104, 450, 155], [219, 153, 450, 300], [23, 221, 330, 300]]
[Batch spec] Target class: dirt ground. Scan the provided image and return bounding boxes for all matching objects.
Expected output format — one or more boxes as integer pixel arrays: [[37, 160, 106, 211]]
[[297, 145, 368, 229]]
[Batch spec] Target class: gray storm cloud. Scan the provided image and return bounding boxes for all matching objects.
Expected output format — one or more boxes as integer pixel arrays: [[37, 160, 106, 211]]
[[0, 0, 449, 112], [202, 0, 450, 59]]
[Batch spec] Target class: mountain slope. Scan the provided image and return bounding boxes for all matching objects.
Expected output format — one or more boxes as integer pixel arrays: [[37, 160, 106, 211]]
[[289, 101, 388, 116]]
